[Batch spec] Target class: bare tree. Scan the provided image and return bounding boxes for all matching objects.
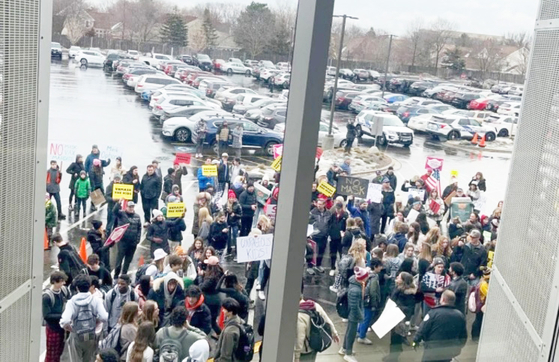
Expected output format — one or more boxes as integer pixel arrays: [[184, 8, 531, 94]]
[[190, 26, 207, 52], [471, 39, 505, 75], [428, 18, 454, 71], [59, 0, 91, 45], [405, 19, 424, 67], [504, 31, 532, 48], [128, 0, 163, 45]]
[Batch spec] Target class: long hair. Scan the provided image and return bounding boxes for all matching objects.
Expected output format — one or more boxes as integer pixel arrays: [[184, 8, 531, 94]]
[[129, 322, 156, 362], [257, 214, 271, 233], [198, 207, 213, 230], [205, 264, 224, 280], [397, 271, 415, 290], [346, 217, 356, 229], [140, 301, 159, 329], [433, 237, 452, 258], [416, 213, 430, 235], [407, 222, 420, 244], [425, 227, 441, 245], [348, 240, 366, 263], [418, 242, 433, 263], [385, 244, 399, 258], [224, 274, 244, 293], [187, 237, 204, 255], [119, 302, 139, 325]]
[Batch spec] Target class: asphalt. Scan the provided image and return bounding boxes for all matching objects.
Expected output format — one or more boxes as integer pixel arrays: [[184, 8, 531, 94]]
[[40, 58, 512, 361]]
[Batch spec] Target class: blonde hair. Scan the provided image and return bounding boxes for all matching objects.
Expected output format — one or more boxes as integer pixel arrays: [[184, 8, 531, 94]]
[[119, 301, 139, 325], [198, 207, 213, 230], [348, 240, 366, 263], [257, 215, 271, 233], [346, 217, 356, 228], [418, 242, 433, 263], [425, 227, 442, 245]]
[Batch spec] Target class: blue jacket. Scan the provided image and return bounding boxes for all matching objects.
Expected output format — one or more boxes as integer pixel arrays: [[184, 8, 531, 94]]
[[84, 152, 110, 174], [347, 199, 371, 237], [197, 168, 214, 191], [389, 232, 408, 253], [347, 276, 364, 322]]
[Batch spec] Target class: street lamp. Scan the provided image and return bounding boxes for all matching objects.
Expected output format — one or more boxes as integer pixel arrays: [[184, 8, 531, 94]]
[[381, 34, 397, 98], [323, 14, 358, 150]]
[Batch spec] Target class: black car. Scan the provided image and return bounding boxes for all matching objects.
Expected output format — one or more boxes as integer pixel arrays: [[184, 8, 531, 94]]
[[451, 92, 481, 109], [179, 54, 193, 65], [103, 53, 120, 70], [193, 54, 213, 71], [51, 42, 62, 59], [408, 81, 437, 96]]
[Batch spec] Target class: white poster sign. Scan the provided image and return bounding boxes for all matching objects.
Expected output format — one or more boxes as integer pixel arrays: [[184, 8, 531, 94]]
[[48, 141, 122, 163], [372, 299, 406, 339], [408, 188, 425, 201], [236, 234, 274, 263], [407, 209, 419, 223], [366, 183, 383, 203]]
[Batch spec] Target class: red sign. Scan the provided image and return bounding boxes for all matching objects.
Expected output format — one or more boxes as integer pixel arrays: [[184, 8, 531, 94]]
[[174, 153, 191, 165], [273, 144, 323, 160], [425, 157, 444, 171], [104, 223, 130, 247], [315, 147, 323, 159]]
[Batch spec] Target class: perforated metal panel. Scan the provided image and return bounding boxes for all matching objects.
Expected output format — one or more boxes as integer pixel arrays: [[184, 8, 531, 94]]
[[0, 293, 32, 361], [478, 2, 559, 360]]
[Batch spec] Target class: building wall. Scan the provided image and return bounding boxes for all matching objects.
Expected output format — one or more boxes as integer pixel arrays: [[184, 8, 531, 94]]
[[477, 1, 559, 360]]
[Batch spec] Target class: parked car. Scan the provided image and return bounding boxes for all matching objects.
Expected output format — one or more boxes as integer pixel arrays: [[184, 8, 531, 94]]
[[257, 106, 287, 129], [215, 87, 257, 110], [213, 58, 226, 70], [396, 105, 441, 123], [339, 68, 354, 79], [450, 92, 482, 109], [245, 103, 285, 122], [51, 42, 63, 59], [193, 54, 213, 71], [274, 121, 347, 148], [68, 46, 81, 58], [139, 53, 172, 68], [260, 68, 280, 82], [425, 103, 455, 113], [76, 50, 104, 67], [253, 60, 276, 79], [333, 90, 360, 110], [161, 109, 231, 142], [159, 106, 216, 123], [271, 72, 290, 88], [399, 97, 441, 107], [124, 68, 159, 88], [179, 54, 193, 64], [367, 70, 381, 80], [407, 114, 436, 132], [234, 97, 285, 115], [149, 89, 205, 108], [134, 75, 181, 94], [352, 69, 370, 81], [191, 116, 284, 156], [222, 61, 252, 75], [507, 85, 524, 96], [152, 95, 218, 118], [484, 114, 518, 137], [126, 50, 140, 59], [199, 80, 230, 98], [408, 81, 437, 96], [427, 114, 497, 141], [355, 111, 414, 146], [384, 94, 409, 104], [349, 95, 388, 113], [103, 53, 121, 69], [230, 95, 270, 114], [485, 95, 521, 111], [497, 102, 521, 116]]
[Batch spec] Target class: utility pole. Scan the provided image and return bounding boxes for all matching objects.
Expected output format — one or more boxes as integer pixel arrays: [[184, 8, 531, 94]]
[[381, 34, 396, 98], [324, 14, 358, 150]]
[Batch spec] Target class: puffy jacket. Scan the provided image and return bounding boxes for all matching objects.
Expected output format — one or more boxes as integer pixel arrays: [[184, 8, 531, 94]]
[[84, 152, 110, 174], [308, 208, 332, 237], [197, 168, 214, 191], [167, 218, 187, 242], [347, 199, 371, 237], [217, 161, 230, 183], [460, 242, 487, 278], [140, 173, 162, 199], [347, 276, 365, 322], [382, 188, 396, 217], [89, 170, 104, 191], [238, 189, 257, 217], [368, 202, 384, 236], [209, 221, 229, 251], [74, 178, 91, 199], [113, 203, 142, 245], [147, 273, 186, 327], [122, 171, 140, 193], [388, 232, 408, 253], [364, 273, 381, 310], [187, 302, 212, 335], [163, 175, 174, 195], [46, 168, 62, 194], [87, 228, 104, 255], [391, 285, 417, 320], [225, 201, 242, 226], [45, 201, 57, 228]]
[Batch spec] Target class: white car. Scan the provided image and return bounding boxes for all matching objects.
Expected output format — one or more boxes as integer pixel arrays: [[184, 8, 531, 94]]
[[230, 94, 269, 113], [139, 53, 172, 68], [233, 97, 284, 114], [507, 85, 524, 96], [326, 66, 337, 76], [134, 74, 180, 93], [222, 62, 252, 75], [276, 62, 291, 71], [260, 68, 280, 82], [245, 102, 286, 121], [407, 114, 435, 132], [69, 46, 81, 58], [152, 95, 218, 117], [426, 103, 455, 113], [125, 69, 161, 88], [272, 73, 290, 88], [162, 109, 231, 142], [355, 111, 414, 146], [76, 50, 104, 67], [215, 87, 257, 104], [497, 102, 521, 116], [399, 97, 441, 107], [484, 114, 518, 137], [353, 69, 370, 80], [349, 95, 388, 113], [127, 50, 140, 59], [228, 57, 243, 64], [427, 114, 497, 141], [368, 70, 380, 79], [443, 109, 493, 121], [339, 68, 354, 79]]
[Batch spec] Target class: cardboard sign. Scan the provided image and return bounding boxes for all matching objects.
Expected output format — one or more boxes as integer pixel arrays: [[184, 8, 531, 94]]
[[174, 153, 191, 165], [366, 183, 383, 203], [255, 183, 272, 205], [407, 209, 420, 223], [317, 181, 335, 197], [264, 204, 277, 219], [425, 156, 444, 171], [444, 190, 456, 206], [90, 189, 106, 207], [337, 176, 369, 198], [236, 234, 274, 263], [48, 141, 121, 163], [112, 183, 134, 200], [104, 223, 130, 247], [372, 299, 405, 339], [167, 202, 185, 218], [271, 156, 282, 172], [202, 165, 218, 176]]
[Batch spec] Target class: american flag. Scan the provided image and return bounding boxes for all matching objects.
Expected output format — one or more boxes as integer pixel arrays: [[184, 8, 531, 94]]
[[425, 168, 441, 195]]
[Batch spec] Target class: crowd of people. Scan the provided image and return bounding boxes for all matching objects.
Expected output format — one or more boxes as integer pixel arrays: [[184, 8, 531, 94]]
[[43, 142, 498, 362]]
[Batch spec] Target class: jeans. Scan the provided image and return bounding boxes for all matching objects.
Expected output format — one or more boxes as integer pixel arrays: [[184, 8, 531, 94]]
[[114, 242, 137, 278], [313, 236, 328, 268], [344, 320, 359, 355], [240, 216, 253, 237], [75, 197, 87, 217], [66, 333, 97, 362], [68, 188, 76, 205], [259, 261, 271, 290], [233, 147, 242, 159], [218, 141, 228, 155], [344, 137, 355, 153], [141, 196, 158, 223], [228, 225, 239, 253], [358, 309, 376, 338], [49, 192, 63, 216], [245, 261, 259, 296], [330, 238, 343, 269], [196, 137, 204, 155], [471, 311, 484, 341]]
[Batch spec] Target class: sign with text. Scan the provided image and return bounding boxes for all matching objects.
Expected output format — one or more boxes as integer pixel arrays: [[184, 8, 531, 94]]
[[264, 204, 277, 219], [317, 181, 335, 197], [202, 165, 218, 177], [366, 183, 383, 203], [48, 141, 122, 164], [272, 145, 323, 160], [337, 176, 369, 198], [254, 183, 272, 205], [450, 170, 459, 177], [236, 234, 274, 263], [112, 183, 134, 201], [271, 156, 282, 172], [408, 188, 425, 201], [167, 202, 186, 218], [104, 223, 130, 247], [174, 153, 191, 165]]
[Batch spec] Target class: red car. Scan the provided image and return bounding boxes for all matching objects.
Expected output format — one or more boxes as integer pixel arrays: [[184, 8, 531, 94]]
[[213, 59, 226, 71], [469, 98, 491, 110]]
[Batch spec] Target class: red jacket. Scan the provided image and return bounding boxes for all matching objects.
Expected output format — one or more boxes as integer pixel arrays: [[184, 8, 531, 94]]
[[46, 169, 62, 184]]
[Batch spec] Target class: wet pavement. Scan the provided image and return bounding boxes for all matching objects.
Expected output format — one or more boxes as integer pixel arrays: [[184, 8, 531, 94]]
[[42, 59, 511, 360]]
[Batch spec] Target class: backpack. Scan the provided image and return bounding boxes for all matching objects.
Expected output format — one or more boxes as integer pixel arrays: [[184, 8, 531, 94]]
[[42, 287, 71, 326], [299, 309, 333, 352], [109, 288, 136, 305], [65, 247, 88, 279], [158, 328, 185, 362], [72, 302, 97, 342], [98, 323, 122, 354], [468, 284, 483, 313], [336, 289, 349, 319], [232, 321, 255, 361], [135, 264, 152, 285]]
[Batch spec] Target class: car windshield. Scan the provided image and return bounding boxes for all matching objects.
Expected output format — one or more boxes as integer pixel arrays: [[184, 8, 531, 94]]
[[198, 54, 211, 61], [52, 42, 61, 48], [382, 117, 405, 127]]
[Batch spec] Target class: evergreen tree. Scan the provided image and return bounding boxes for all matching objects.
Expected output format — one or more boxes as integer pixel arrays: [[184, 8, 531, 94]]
[[160, 9, 188, 48], [202, 8, 218, 48]]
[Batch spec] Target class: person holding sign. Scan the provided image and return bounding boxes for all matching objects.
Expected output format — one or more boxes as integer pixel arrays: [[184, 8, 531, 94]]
[[426, 189, 445, 226], [217, 153, 231, 192], [381, 179, 396, 234], [66, 154, 84, 211], [113, 201, 142, 278], [308, 199, 333, 273], [47, 160, 66, 220], [347, 196, 371, 238], [123, 166, 140, 204], [147, 209, 185, 257], [104, 174, 122, 233], [239, 183, 258, 237]]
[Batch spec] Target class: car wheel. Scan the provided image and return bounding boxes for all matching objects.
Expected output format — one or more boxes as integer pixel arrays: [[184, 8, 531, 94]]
[[227, 69, 233, 75], [403, 143, 412, 147], [339, 139, 348, 148], [264, 141, 279, 157], [447, 131, 460, 141], [80, 58, 88, 66], [498, 129, 509, 137], [377, 134, 387, 146], [174, 128, 191, 143], [283, 81, 289, 89], [245, 70, 251, 76], [485, 132, 496, 142], [211, 141, 219, 154]]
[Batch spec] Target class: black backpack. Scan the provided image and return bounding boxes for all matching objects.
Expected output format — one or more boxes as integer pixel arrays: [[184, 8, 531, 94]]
[[64, 246, 88, 280], [134, 263, 152, 285], [232, 321, 255, 361], [299, 309, 333, 352], [336, 289, 349, 319]]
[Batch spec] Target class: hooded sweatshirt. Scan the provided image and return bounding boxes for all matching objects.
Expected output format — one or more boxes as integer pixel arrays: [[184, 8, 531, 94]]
[[188, 339, 211, 362], [104, 286, 139, 330], [59, 292, 108, 331], [148, 272, 185, 327]]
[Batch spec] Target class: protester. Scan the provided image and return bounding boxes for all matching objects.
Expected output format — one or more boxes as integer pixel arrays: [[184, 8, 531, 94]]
[[458, 229, 487, 286], [53, 233, 86, 285], [385, 272, 416, 362], [87, 254, 112, 292], [213, 298, 243, 362], [47, 160, 66, 220], [140, 165, 162, 226], [118, 302, 140, 360], [43, 271, 70, 362], [126, 321, 155, 362], [172, 162, 188, 194], [209, 211, 229, 258], [239, 183, 258, 236], [357, 258, 382, 345], [148, 272, 186, 328], [295, 297, 339, 362], [191, 192, 211, 237], [185, 285, 212, 335], [225, 190, 242, 257], [198, 255, 224, 334], [113, 201, 142, 278], [67, 154, 85, 211], [231, 123, 243, 159], [216, 122, 230, 156], [448, 262, 469, 316], [197, 159, 215, 192], [195, 119, 208, 158], [147, 209, 184, 257], [134, 275, 151, 310], [105, 275, 139, 331], [45, 193, 57, 247], [139, 301, 160, 332], [329, 201, 348, 276], [110, 157, 126, 180], [342, 266, 371, 362], [345, 118, 357, 153], [123, 166, 140, 204], [217, 153, 231, 191], [87, 220, 108, 266]]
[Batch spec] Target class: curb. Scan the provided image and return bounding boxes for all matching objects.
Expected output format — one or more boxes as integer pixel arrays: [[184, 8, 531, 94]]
[[437, 141, 513, 154], [350, 153, 395, 177]]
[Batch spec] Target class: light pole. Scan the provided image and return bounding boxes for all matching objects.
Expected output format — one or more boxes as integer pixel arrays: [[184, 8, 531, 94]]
[[381, 34, 396, 98], [323, 14, 358, 150]]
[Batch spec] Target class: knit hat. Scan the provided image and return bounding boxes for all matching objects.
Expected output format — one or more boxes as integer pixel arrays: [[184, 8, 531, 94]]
[[93, 159, 101, 166], [113, 173, 121, 180], [228, 190, 237, 199], [92, 144, 98, 149], [204, 256, 220, 266], [91, 220, 102, 230], [167, 195, 178, 203], [80, 170, 87, 176], [153, 248, 168, 261], [432, 257, 445, 267], [354, 266, 371, 282], [152, 209, 163, 220]]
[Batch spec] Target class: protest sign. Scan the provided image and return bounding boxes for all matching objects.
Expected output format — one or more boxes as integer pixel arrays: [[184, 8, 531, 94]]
[[366, 183, 383, 203], [372, 299, 406, 339], [272, 144, 283, 159], [271, 156, 282, 172], [167, 202, 185, 218], [255, 183, 272, 205], [174, 153, 191, 165], [407, 209, 419, 223], [104, 223, 129, 247], [408, 188, 425, 201], [450, 170, 459, 177], [48, 142, 79, 163], [236, 234, 274, 263], [90, 189, 106, 207], [112, 183, 134, 200], [425, 156, 444, 171], [202, 165, 218, 176], [317, 181, 335, 197], [337, 176, 369, 198], [264, 204, 277, 219]]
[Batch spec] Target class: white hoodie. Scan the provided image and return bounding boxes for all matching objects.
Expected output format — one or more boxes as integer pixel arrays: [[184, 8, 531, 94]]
[[183, 339, 210, 362], [59, 292, 108, 331]]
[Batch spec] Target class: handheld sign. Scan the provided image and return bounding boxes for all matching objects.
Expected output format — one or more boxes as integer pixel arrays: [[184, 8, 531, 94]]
[[317, 181, 335, 197], [272, 144, 283, 159], [271, 156, 282, 172], [112, 183, 134, 201], [236, 234, 274, 263], [337, 176, 368, 198], [202, 165, 218, 177], [450, 170, 458, 177], [167, 202, 186, 218], [174, 153, 191, 165], [366, 183, 383, 203], [104, 223, 130, 247]]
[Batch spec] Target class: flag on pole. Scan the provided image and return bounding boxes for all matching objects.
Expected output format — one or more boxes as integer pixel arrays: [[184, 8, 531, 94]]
[[425, 157, 443, 195]]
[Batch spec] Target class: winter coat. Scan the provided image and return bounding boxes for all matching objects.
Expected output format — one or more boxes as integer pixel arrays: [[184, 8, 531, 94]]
[[388, 232, 408, 253], [346, 122, 357, 140], [89, 169, 104, 191], [147, 219, 183, 253], [309, 208, 333, 238], [449, 223, 465, 240], [347, 200, 371, 237], [167, 218, 186, 242], [460, 242, 488, 278], [113, 203, 142, 245], [391, 285, 417, 320], [45, 200, 57, 228], [347, 276, 365, 322], [43, 286, 71, 332], [46, 168, 62, 194], [368, 202, 384, 236], [122, 171, 140, 193], [226, 201, 242, 227], [216, 125, 230, 143], [85, 152, 110, 174], [218, 161, 231, 183], [209, 221, 229, 251], [295, 301, 338, 358], [382, 188, 396, 217], [163, 175, 174, 195], [57, 243, 84, 285], [199, 271, 224, 311], [328, 210, 348, 239], [104, 286, 139, 330], [214, 315, 242, 362], [147, 273, 186, 326], [231, 127, 243, 149], [448, 277, 469, 316], [384, 172, 398, 191], [87, 265, 112, 291], [413, 305, 467, 362], [238, 189, 257, 218], [105, 181, 118, 210], [187, 301, 212, 334], [74, 178, 91, 199], [364, 273, 382, 310], [140, 173, 162, 200], [421, 272, 451, 308], [173, 165, 188, 194], [341, 228, 365, 253], [87, 228, 104, 255], [66, 161, 84, 190], [469, 178, 487, 192], [197, 168, 215, 191]]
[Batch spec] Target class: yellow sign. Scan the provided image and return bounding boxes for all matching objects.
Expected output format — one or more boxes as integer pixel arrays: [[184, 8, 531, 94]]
[[167, 202, 186, 218], [450, 170, 459, 177], [202, 165, 218, 177], [271, 156, 282, 172], [317, 181, 335, 197], [488, 251, 494, 268], [112, 183, 134, 200]]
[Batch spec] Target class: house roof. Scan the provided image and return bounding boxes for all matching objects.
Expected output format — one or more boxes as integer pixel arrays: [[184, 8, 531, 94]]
[[87, 11, 116, 30]]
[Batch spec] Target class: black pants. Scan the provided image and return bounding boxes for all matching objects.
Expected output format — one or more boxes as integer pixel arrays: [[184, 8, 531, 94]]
[[260, 262, 271, 290], [240, 216, 253, 237], [75, 197, 87, 217], [313, 236, 328, 268], [141, 196, 158, 223], [330, 238, 343, 269], [344, 137, 355, 152], [471, 311, 484, 341], [381, 214, 393, 234], [245, 261, 259, 296], [114, 242, 137, 278], [49, 192, 62, 217], [106, 203, 116, 233], [69, 188, 76, 205]]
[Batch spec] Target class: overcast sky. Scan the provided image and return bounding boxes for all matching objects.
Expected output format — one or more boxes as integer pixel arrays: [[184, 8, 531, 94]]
[[93, 0, 539, 36]]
